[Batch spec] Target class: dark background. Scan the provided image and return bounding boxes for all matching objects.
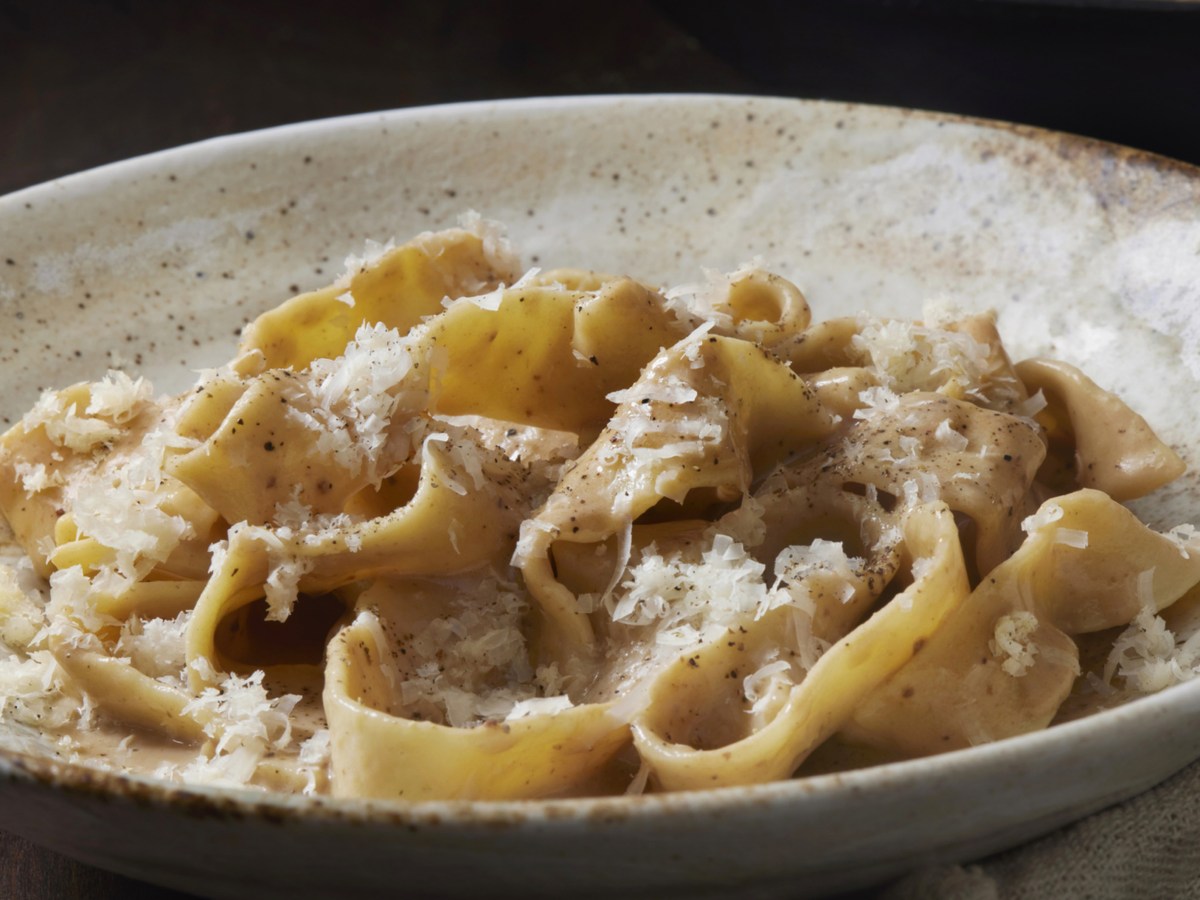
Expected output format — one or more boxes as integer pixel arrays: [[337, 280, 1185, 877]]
[[4, 0, 1200, 199], [2, 0, 1199, 897]]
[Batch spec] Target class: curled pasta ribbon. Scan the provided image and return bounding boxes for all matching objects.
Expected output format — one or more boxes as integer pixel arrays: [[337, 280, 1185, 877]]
[[748, 481, 903, 645], [778, 391, 1045, 575], [517, 332, 841, 660], [168, 277, 692, 525], [697, 268, 812, 352], [1016, 358, 1184, 501], [238, 226, 521, 372], [50, 637, 209, 743], [631, 503, 967, 790], [168, 369, 398, 526], [322, 579, 629, 801], [843, 489, 1200, 754], [184, 435, 530, 686], [429, 277, 690, 437], [325, 653, 627, 800]]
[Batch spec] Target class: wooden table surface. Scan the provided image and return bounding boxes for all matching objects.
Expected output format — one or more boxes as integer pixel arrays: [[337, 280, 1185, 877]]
[[3, 1, 1199, 896]]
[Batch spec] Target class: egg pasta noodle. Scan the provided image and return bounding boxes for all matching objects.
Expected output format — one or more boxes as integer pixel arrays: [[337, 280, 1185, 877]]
[[2, 217, 1199, 800]]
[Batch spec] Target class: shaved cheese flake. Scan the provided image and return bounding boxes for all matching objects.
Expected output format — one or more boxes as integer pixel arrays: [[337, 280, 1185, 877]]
[[1054, 528, 1089, 549], [273, 491, 315, 530], [990, 611, 1040, 677], [1022, 501, 1064, 535], [1104, 584, 1200, 694], [298, 727, 331, 765], [12, 462, 61, 495], [455, 267, 542, 312], [182, 669, 301, 757], [895, 434, 921, 465], [302, 321, 427, 482], [901, 474, 941, 506], [457, 210, 520, 279], [341, 237, 397, 280], [39, 404, 123, 452], [774, 540, 861, 592], [1166, 523, 1200, 559], [853, 385, 902, 422], [851, 315, 990, 396], [298, 728, 331, 795], [85, 370, 153, 423], [743, 658, 793, 715], [933, 418, 970, 452], [43, 565, 111, 638], [0, 566, 43, 650], [264, 556, 315, 623], [116, 611, 191, 679], [69, 483, 191, 580], [505, 695, 574, 721], [663, 266, 742, 331], [160, 745, 262, 788], [23, 371, 154, 453], [1014, 389, 1048, 420], [921, 294, 967, 327], [0, 650, 83, 731]]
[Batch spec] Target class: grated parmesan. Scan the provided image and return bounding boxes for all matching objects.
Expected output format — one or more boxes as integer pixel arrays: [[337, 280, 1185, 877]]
[[1021, 501, 1065, 536], [1104, 601, 1200, 694], [933, 418, 970, 453], [115, 611, 191, 679], [851, 315, 991, 398], [742, 657, 793, 715], [990, 611, 1040, 677], [1054, 528, 1089, 549]]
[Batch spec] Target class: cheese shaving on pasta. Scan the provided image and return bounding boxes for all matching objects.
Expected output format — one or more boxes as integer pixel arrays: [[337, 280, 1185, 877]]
[[0, 221, 1196, 800]]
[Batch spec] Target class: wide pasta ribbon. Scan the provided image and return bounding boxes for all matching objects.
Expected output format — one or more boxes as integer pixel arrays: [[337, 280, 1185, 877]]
[[168, 277, 693, 525], [184, 433, 531, 686], [238, 225, 520, 371], [323, 577, 629, 801], [517, 331, 842, 660], [1016, 358, 1184, 501], [842, 489, 1200, 755], [631, 503, 967, 790]]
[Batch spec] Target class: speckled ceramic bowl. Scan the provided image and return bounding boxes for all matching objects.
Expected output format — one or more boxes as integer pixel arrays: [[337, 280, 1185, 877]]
[[3, 95, 1200, 899]]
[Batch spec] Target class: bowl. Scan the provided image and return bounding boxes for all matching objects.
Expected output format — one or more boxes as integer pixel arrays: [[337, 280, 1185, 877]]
[[2, 94, 1200, 898]]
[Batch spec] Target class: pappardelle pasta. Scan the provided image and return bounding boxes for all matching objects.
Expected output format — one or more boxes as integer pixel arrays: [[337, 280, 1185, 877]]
[[2, 215, 1199, 800]]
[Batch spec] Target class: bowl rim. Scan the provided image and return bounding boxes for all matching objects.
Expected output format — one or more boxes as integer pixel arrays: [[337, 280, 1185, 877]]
[[2, 93, 1197, 210]]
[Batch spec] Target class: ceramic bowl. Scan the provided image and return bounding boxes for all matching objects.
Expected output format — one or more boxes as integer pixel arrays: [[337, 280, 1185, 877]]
[[2, 95, 1200, 898]]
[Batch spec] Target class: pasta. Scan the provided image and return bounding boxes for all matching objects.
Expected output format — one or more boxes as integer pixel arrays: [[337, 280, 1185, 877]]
[[2, 215, 1199, 801]]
